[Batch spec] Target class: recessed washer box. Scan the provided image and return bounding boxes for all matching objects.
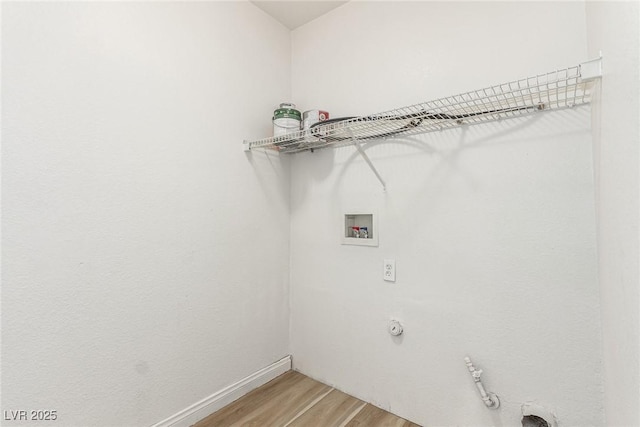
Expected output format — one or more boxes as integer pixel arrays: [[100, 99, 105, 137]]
[[342, 212, 378, 247]]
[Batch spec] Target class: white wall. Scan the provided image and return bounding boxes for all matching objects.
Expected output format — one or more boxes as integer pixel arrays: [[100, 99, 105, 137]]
[[290, 2, 603, 426], [1, 2, 291, 426], [586, 2, 640, 426]]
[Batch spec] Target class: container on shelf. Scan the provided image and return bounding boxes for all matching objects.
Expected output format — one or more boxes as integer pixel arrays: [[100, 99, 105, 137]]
[[273, 103, 302, 137], [302, 110, 329, 130]]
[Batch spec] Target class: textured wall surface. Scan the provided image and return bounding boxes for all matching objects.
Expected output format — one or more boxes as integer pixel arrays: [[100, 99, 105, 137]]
[[586, 2, 640, 425], [1, 3, 291, 426], [4, 2, 630, 427], [290, 2, 604, 426]]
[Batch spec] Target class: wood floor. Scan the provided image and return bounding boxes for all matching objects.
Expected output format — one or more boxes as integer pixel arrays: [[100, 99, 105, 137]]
[[195, 371, 420, 427]]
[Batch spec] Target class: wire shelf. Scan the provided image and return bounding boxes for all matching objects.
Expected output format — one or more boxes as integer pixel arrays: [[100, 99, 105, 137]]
[[244, 60, 601, 154]]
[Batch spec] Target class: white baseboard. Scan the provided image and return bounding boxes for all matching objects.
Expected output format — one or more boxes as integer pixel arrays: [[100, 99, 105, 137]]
[[151, 355, 292, 427]]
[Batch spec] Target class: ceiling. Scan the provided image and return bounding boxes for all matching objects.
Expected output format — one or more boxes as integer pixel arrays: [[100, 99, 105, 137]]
[[250, 1, 349, 30]]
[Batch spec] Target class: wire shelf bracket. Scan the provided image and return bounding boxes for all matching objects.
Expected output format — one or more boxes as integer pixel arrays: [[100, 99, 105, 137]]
[[243, 58, 602, 190], [579, 55, 603, 81], [350, 130, 387, 192]]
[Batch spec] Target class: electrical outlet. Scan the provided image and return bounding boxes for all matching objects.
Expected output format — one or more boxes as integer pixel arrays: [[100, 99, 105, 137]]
[[383, 259, 396, 282]]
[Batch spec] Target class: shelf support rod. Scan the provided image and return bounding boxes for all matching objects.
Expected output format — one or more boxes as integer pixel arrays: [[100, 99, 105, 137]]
[[349, 130, 386, 191]]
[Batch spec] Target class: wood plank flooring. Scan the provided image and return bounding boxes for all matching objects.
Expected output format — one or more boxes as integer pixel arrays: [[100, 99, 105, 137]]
[[195, 371, 420, 427]]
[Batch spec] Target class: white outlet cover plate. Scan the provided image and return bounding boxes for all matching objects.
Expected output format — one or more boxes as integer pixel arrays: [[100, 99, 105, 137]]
[[384, 259, 396, 282]]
